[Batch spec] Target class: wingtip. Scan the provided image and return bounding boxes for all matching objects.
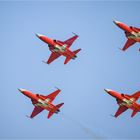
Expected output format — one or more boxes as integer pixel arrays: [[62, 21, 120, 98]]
[[110, 114, 117, 118], [26, 115, 32, 119], [110, 114, 115, 117], [72, 32, 78, 36], [42, 60, 48, 64], [64, 61, 67, 65], [119, 48, 125, 51], [54, 87, 61, 91]]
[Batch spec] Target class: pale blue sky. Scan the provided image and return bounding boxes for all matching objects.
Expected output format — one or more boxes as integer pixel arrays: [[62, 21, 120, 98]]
[[0, 1, 140, 139]]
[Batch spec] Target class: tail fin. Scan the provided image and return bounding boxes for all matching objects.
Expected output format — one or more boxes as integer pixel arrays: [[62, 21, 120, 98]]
[[47, 103, 64, 119], [73, 48, 81, 55]]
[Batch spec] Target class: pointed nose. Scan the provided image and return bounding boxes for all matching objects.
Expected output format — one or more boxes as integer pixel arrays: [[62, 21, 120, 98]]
[[113, 20, 121, 25], [36, 33, 43, 38], [104, 89, 111, 93], [104, 89, 119, 98], [18, 88, 22, 92], [18, 88, 26, 93]]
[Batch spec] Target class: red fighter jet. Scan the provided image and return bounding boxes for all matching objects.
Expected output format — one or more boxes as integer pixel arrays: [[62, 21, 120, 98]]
[[18, 88, 64, 119], [114, 20, 140, 51], [36, 33, 81, 64], [104, 89, 140, 118]]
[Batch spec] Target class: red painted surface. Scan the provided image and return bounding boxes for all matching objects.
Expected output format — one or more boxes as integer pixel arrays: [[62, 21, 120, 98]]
[[36, 33, 81, 64], [114, 21, 140, 51], [18, 88, 64, 119], [105, 89, 140, 118]]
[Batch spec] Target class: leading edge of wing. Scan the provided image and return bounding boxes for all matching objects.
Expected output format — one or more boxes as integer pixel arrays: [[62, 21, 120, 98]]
[[63, 34, 78, 48], [46, 89, 61, 102], [121, 39, 136, 51], [46, 52, 61, 64], [30, 106, 44, 118], [114, 105, 128, 117]]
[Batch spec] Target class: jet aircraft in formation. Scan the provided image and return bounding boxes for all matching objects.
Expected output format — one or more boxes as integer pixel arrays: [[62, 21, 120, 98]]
[[36, 33, 81, 64], [19, 21, 140, 119], [18, 88, 64, 119], [104, 89, 140, 117], [114, 20, 140, 51]]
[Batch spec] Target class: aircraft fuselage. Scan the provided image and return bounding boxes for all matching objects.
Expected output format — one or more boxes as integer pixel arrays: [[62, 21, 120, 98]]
[[104, 89, 140, 111], [18, 89, 58, 113], [113, 21, 140, 42], [50, 45, 77, 59], [126, 32, 140, 42], [36, 34, 77, 59], [118, 98, 139, 111]]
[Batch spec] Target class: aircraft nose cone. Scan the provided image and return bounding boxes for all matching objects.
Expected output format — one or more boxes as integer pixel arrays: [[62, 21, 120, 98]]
[[18, 88, 22, 92], [18, 88, 26, 93], [113, 20, 121, 25], [104, 89, 111, 93], [36, 33, 43, 38]]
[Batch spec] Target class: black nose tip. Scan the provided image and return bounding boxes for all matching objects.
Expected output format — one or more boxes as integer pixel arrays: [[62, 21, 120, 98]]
[[104, 89, 109, 93], [18, 88, 22, 92]]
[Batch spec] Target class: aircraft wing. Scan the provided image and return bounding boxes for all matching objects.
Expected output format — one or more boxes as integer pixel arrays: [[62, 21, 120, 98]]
[[130, 91, 140, 101], [63, 34, 78, 48], [114, 105, 128, 117], [122, 39, 136, 51], [46, 89, 61, 102], [46, 52, 61, 64], [30, 106, 44, 118], [133, 26, 140, 32]]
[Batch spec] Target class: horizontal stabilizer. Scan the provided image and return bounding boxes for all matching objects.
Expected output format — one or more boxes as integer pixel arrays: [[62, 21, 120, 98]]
[[47, 103, 64, 119], [64, 48, 81, 64], [131, 110, 138, 117], [56, 102, 64, 109], [64, 57, 71, 64], [73, 48, 81, 55], [47, 110, 54, 119]]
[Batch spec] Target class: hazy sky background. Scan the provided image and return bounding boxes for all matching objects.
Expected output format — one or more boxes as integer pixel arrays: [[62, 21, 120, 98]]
[[1, 1, 140, 139]]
